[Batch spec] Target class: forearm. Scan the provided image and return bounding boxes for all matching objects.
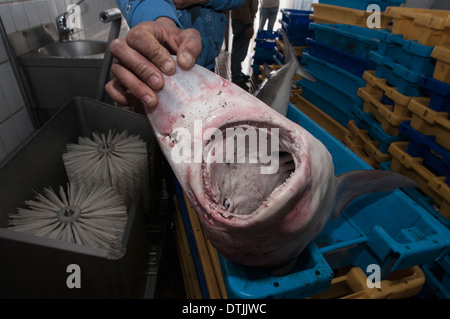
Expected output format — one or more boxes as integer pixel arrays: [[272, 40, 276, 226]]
[[115, 0, 182, 28]]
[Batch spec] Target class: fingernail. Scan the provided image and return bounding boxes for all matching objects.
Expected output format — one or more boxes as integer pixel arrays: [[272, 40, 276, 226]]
[[149, 75, 160, 88], [163, 60, 174, 74], [142, 95, 153, 106], [181, 52, 195, 66]]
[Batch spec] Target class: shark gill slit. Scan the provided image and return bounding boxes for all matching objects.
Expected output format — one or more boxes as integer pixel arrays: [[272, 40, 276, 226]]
[[202, 121, 298, 217]]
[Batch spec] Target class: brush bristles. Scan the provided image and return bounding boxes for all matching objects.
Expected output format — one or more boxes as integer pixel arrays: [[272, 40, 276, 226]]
[[8, 183, 127, 258], [62, 130, 149, 208]]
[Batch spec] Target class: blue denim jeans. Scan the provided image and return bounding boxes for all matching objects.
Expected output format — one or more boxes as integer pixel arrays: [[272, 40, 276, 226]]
[[258, 6, 279, 31]]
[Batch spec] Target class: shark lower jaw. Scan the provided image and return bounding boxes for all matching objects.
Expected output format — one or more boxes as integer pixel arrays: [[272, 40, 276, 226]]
[[199, 120, 303, 223]]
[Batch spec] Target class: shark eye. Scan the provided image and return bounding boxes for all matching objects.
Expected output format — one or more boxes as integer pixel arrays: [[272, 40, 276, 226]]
[[223, 198, 231, 210]]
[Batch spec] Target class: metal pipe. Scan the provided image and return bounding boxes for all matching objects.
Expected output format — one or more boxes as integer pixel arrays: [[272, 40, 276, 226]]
[[95, 8, 122, 102]]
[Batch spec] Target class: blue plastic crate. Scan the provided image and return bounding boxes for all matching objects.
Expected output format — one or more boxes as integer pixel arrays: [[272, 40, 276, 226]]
[[399, 122, 450, 184], [298, 68, 364, 113], [298, 82, 359, 127], [380, 161, 450, 229], [280, 21, 311, 46], [420, 76, 450, 114], [309, 23, 380, 61], [376, 30, 436, 76], [306, 38, 375, 77], [421, 255, 450, 299], [252, 47, 278, 65], [353, 107, 406, 153], [301, 52, 366, 96], [220, 243, 334, 299], [370, 51, 427, 96], [318, 0, 405, 11], [254, 38, 277, 50], [280, 8, 313, 26], [256, 30, 278, 40]]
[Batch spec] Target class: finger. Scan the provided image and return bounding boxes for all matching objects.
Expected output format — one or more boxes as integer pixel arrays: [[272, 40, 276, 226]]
[[126, 21, 177, 75], [177, 28, 202, 70], [110, 62, 158, 108], [109, 38, 165, 92], [105, 78, 130, 106]]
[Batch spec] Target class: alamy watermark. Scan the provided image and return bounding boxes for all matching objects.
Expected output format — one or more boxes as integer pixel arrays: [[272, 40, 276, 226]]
[[366, 4, 381, 29], [169, 120, 281, 175], [66, 4, 82, 29]]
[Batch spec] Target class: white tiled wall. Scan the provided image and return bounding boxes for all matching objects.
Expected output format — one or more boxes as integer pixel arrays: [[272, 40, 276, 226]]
[[0, 0, 121, 163]]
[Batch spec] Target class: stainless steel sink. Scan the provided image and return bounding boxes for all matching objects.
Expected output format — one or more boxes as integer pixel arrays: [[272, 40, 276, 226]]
[[17, 39, 108, 125], [36, 40, 106, 58]]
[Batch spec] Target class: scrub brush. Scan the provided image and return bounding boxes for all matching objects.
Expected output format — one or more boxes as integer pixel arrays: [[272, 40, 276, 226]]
[[62, 130, 149, 210], [8, 183, 127, 258]]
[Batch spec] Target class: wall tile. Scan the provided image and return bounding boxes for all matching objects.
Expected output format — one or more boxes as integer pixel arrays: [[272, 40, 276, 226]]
[[0, 62, 25, 114], [0, 89, 10, 123], [0, 4, 15, 34], [13, 107, 34, 140], [9, 2, 29, 31], [0, 115, 21, 153], [0, 33, 8, 63], [23, 1, 41, 28], [36, 0, 52, 25]]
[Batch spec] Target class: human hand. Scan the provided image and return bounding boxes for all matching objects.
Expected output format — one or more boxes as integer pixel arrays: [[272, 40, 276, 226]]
[[105, 17, 202, 109], [173, 0, 209, 9]]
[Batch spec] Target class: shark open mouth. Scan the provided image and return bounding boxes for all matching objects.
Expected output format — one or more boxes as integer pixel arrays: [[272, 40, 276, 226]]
[[201, 121, 298, 217]]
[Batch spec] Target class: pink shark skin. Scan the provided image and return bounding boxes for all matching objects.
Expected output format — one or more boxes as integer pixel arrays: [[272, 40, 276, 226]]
[[146, 58, 336, 270]]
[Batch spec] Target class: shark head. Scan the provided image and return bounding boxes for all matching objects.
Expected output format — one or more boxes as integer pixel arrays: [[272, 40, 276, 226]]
[[146, 58, 416, 273]]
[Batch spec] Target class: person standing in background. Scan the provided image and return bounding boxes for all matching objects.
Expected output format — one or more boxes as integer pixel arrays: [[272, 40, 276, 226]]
[[258, 0, 279, 32], [230, 0, 259, 91]]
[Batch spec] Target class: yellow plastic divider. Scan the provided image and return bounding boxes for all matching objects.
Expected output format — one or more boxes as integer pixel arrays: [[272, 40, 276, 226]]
[[385, 7, 450, 46], [358, 87, 410, 136], [311, 3, 391, 28], [408, 99, 450, 151], [173, 197, 203, 299], [181, 192, 227, 299], [309, 266, 425, 299], [275, 38, 306, 57], [292, 91, 350, 143], [431, 45, 450, 84], [347, 120, 391, 168], [388, 142, 450, 219]]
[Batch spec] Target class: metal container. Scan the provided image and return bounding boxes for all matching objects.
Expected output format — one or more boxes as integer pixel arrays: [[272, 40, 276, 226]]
[[0, 97, 155, 298]]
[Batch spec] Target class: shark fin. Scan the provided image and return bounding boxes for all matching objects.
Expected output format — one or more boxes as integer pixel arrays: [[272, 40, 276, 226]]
[[263, 63, 273, 79], [331, 170, 417, 220], [279, 29, 316, 82]]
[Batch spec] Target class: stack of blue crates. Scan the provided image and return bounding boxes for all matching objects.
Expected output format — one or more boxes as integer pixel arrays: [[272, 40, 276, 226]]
[[216, 105, 450, 299], [252, 9, 313, 74], [279, 8, 313, 46], [253, 30, 279, 74], [290, 19, 450, 298], [299, 23, 407, 153]]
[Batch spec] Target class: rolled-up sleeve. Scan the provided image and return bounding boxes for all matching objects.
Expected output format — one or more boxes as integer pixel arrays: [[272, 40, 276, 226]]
[[115, 0, 182, 28]]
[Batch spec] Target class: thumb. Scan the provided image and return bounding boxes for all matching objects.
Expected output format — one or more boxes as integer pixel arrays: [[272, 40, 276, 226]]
[[176, 28, 202, 70]]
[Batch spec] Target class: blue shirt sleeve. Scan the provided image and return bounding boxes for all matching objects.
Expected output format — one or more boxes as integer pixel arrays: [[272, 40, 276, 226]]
[[204, 0, 247, 10], [115, 0, 182, 28]]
